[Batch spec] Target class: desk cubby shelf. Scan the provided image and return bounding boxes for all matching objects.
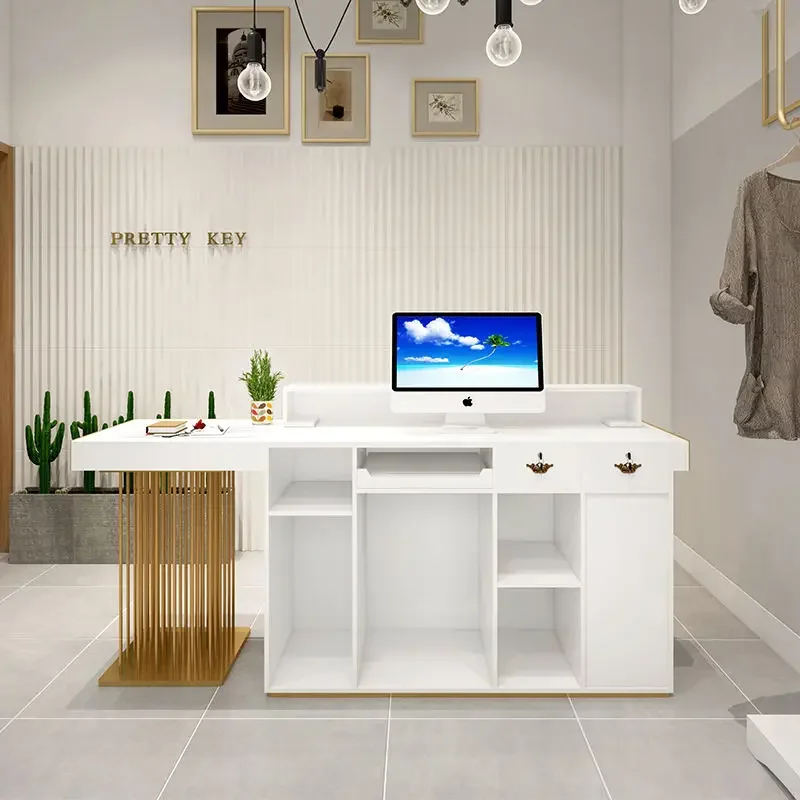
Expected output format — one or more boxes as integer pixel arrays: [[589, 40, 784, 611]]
[[266, 448, 590, 694]]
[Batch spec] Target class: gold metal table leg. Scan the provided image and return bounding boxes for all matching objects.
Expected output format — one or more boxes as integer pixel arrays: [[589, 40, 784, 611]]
[[99, 470, 249, 687]]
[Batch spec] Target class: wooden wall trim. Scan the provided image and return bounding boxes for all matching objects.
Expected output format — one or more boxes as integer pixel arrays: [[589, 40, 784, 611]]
[[0, 144, 13, 552]]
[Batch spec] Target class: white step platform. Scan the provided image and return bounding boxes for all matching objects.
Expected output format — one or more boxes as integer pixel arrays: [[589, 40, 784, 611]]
[[748, 715, 800, 799]]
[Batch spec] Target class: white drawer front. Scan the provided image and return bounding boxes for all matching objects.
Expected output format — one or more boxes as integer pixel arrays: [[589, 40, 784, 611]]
[[582, 445, 673, 493], [494, 445, 582, 494]]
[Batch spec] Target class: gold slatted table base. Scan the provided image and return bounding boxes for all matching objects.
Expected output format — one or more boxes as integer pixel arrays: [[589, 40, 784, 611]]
[[100, 470, 249, 687]]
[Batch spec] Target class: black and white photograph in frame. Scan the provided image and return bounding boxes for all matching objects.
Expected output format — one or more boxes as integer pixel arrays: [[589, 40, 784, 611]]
[[192, 6, 290, 135]]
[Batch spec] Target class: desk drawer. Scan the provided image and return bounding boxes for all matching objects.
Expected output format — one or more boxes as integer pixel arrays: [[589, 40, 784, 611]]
[[494, 444, 581, 494], [582, 444, 673, 493]]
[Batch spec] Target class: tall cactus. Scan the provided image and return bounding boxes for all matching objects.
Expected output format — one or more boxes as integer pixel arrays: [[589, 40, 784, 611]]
[[208, 390, 216, 420], [69, 390, 102, 493], [106, 390, 136, 493], [156, 390, 172, 420], [112, 390, 135, 427], [25, 391, 66, 495]]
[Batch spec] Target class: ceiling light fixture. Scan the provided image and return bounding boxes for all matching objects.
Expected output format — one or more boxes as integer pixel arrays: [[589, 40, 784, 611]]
[[402, 0, 531, 67], [238, 0, 272, 102], [416, 0, 451, 14], [294, 0, 354, 92], [678, 0, 708, 13], [486, 0, 523, 67]]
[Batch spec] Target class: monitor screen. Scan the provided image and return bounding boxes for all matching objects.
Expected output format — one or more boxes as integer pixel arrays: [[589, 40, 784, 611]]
[[392, 313, 544, 391]]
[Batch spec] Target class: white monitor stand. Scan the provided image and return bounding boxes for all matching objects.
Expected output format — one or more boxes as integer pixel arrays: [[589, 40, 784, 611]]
[[391, 391, 546, 431]]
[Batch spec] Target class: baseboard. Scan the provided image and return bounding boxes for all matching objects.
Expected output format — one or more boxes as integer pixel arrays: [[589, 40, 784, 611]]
[[674, 538, 800, 675]]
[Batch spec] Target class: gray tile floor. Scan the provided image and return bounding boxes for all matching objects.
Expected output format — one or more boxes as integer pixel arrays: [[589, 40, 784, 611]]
[[0, 553, 795, 799]]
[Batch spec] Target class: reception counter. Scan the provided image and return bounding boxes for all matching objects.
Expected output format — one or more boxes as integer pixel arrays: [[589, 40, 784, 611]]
[[72, 384, 689, 695]]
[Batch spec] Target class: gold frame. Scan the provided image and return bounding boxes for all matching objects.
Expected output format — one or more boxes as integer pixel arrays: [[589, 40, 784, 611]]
[[301, 53, 371, 144], [411, 78, 480, 138], [355, 0, 424, 44], [762, 1, 800, 127], [191, 6, 290, 136]]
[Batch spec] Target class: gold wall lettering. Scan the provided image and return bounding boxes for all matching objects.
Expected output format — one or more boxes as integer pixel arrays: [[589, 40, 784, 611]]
[[110, 232, 247, 246]]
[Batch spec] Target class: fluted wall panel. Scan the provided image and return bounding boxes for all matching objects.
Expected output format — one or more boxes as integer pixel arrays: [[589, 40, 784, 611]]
[[14, 145, 621, 509]]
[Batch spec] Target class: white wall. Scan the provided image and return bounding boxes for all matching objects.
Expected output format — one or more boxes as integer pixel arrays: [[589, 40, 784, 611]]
[[0, 0, 10, 143], [622, 0, 672, 426], [6, 0, 677, 482], [673, 0, 800, 140], [13, 144, 621, 491], [672, 25, 800, 632], [9, 0, 622, 146]]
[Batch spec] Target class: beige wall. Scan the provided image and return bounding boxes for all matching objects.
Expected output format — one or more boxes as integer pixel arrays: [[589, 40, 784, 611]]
[[673, 50, 800, 635], [7, 0, 623, 146], [0, 0, 10, 143]]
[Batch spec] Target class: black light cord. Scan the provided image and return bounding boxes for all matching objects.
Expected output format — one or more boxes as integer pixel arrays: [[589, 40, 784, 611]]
[[294, 0, 353, 54]]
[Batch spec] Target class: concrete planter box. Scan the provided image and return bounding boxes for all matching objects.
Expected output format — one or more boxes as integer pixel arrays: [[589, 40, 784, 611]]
[[9, 490, 119, 564]]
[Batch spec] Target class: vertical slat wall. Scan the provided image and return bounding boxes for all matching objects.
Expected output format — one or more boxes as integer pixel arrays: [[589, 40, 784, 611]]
[[14, 145, 621, 499]]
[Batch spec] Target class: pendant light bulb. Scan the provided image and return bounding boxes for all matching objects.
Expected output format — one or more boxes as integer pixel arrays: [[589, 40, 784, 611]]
[[416, 0, 451, 14], [238, 62, 272, 101], [486, 23, 522, 67], [678, 0, 707, 13], [519, 0, 543, 4], [237, 27, 272, 102]]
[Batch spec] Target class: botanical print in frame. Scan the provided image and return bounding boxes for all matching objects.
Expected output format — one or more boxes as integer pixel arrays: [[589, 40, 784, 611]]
[[302, 55, 370, 144], [412, 79, 479, 138], [192, 6, 290, 135], [356, 0, 423, 44]]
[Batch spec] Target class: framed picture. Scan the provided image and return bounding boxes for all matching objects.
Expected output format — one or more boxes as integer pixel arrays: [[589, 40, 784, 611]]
[[302, 54, 371, 144], [356, 0, 423, 44], [412, 79, 479, 138], [192, 6, 290, 135]]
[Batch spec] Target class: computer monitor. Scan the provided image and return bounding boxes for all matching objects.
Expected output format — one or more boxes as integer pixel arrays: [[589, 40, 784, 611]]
[[391, 312, 545, 425]]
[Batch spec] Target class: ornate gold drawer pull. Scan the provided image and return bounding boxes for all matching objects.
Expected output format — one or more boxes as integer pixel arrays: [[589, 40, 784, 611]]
[[614, 452, 641, 474], [526, 453, 554, 475]]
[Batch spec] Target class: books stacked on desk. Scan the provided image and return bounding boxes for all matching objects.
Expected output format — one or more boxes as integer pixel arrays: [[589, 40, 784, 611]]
[[146, 419, 188, 437]]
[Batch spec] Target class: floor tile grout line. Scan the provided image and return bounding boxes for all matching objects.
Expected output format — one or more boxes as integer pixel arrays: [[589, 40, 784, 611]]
[[0, 611, 119, 736], [154, 686, 221, 800], [568, 696, 614, 800], [381, 696, 392, 800], [0, 715, 757, 722], [675, 615, 761, 713], [0, 565, 57, 605], [152, 600, 261, 800]]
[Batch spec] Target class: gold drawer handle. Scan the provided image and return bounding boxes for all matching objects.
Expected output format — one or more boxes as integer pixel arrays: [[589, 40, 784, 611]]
[[615, 452, 642, 474], [526, 453, 554, 475]]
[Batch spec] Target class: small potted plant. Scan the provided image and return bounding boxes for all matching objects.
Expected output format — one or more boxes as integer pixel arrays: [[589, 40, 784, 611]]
[[239, 350, 284, 424]]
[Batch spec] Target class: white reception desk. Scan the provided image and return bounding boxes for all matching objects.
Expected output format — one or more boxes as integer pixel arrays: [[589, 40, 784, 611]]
[[73, 384, 689, 696]]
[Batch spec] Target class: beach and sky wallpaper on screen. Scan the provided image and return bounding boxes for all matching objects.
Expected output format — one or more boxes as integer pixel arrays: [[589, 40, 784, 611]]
[[393, 314, 542, 390]]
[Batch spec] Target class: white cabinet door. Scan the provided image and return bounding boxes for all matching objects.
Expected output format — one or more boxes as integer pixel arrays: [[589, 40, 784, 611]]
[[585, 494, 673, 691]]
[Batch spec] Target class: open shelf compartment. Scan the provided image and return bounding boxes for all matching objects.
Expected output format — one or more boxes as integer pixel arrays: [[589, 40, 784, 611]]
[[356, 448, 493, 492], [498, 588, 583, 691], [266, 514, 353, 692], [497, 494, 582, 588], [269, 448, 353, 516], [355, 493, 495, 691]]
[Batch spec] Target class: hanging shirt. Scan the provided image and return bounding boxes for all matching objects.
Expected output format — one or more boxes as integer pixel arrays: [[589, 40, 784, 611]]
[[711, 169, 800, 440]]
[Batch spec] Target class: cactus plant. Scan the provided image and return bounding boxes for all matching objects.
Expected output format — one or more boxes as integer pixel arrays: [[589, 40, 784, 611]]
[[112, 390, 135, 427], [208, 390, 216, 420], [156, 390, 172, 420], [25, 391, 66, 495], [69, 390, 104, 493]]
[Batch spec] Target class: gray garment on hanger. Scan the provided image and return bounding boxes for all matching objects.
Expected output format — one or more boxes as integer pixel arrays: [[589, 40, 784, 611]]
[[711, 169, 800, 440]]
